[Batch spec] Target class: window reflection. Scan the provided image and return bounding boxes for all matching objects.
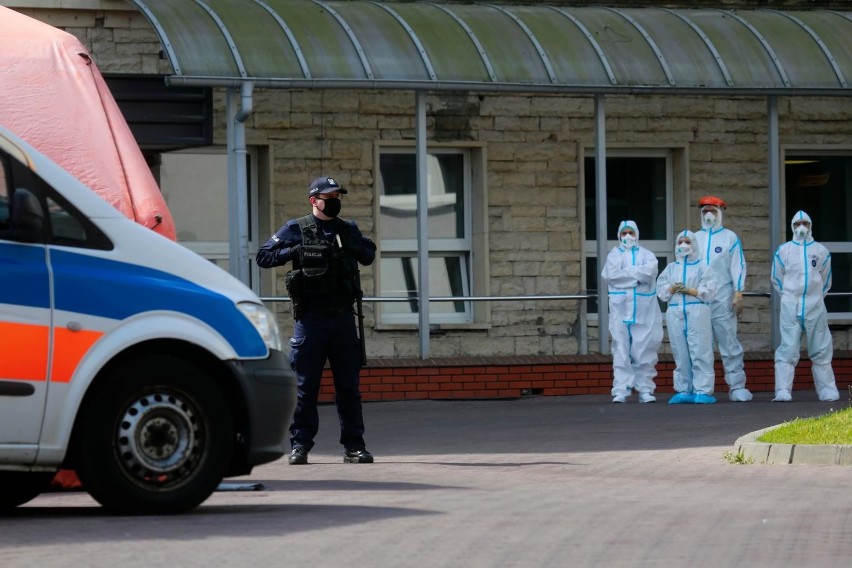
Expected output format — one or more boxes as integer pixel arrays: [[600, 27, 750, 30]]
[[380, 256, 468, 319], [584, 153, 672, 315], [379, 153, 465, 240], [378, 150, 471, 324], [786, 154, 852, 314]]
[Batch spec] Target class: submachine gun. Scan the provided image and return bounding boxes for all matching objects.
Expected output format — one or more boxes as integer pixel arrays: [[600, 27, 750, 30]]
[[336, 235, 368, 367]]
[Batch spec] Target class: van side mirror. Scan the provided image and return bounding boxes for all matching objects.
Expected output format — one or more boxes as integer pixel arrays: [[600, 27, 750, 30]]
[[10, 188, 44, 243]]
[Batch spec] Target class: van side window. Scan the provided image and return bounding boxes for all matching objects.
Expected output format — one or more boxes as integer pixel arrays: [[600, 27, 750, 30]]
[[7, 156, 112, 250], [42, 191, 112, 250], [46, 196, 87, 242]]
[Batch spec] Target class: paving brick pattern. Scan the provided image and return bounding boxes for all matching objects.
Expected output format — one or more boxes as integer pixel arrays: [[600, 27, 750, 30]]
[[6, 393, 852, 567]]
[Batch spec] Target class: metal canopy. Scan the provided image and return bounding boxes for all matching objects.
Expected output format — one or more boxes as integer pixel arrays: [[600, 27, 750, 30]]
[[130, 0, 852, 95]]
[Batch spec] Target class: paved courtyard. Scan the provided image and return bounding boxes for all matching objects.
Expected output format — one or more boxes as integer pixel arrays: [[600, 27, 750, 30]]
[[2, 391, 851, 567]]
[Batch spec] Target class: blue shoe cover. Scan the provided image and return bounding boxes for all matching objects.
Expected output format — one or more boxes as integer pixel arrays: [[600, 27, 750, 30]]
[[668, 392, 695, 404], [693, 393, 716, 404]]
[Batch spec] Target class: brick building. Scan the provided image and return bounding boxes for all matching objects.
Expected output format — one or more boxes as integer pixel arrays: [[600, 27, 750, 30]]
[[5, 0, 852, 399]]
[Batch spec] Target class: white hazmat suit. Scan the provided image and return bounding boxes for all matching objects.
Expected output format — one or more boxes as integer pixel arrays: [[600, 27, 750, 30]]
[[771, 211, 839, 402], [657, 230, 718, 404], [694, 202, 752, 401], [601, 221, 663, 403]]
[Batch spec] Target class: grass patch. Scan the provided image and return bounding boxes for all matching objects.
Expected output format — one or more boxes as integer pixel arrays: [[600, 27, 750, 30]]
[[757, 405, 852, 445]]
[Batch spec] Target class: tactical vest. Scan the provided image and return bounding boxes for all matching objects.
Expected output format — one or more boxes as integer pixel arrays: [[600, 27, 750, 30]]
[[294, 215, 359, 306]]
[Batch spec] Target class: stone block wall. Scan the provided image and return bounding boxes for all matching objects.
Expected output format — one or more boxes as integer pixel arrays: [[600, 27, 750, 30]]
[[249, 88, 852, 358]]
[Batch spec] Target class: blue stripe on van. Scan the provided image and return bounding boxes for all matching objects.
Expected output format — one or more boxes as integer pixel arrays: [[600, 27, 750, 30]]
[[49, 249, 267, 357], [0, 243, 50, 308]]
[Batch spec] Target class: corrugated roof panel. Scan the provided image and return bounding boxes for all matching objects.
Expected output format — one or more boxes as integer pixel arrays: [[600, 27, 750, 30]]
[[330, 2, 431, 81], [510, 6, 616, 86], [627, 8, 730, 88], [203, 0, 305, 79], [740, 10, 841, 88], [389, 3, 493, 83], [271, 0, 370, 80], [569, 7, 671, 87], [686, 10, 788, 88], [796, 11, 852, 86], [134, 0, 242, 77], [448, 4, 550, 84]]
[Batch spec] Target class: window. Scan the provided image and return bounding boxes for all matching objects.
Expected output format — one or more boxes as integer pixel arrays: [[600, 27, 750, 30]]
[[377, 147, 483, 325], [159, 147, 262, 292], [785, 152, 852, 317], [2, 153, 110, 249], [583, 150, 674, 313]]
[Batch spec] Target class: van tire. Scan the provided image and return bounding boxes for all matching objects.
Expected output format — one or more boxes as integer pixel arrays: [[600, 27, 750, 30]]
[[0, 472, 55, 510], [74, 356, 233, 515]]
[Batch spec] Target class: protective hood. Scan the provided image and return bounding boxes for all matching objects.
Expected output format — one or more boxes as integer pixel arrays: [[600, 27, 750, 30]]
[[616, 220, 639, 248], [675, 229, 701, 262], [790, 210, 813, 241], [700, 205, 724, 230]]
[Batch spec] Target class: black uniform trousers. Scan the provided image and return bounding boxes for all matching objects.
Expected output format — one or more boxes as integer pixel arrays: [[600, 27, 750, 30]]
[[287, 308, 365, 451]]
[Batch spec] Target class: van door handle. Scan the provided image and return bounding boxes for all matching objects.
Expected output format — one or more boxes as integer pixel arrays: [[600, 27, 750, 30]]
[[67, 321, 82, 332]]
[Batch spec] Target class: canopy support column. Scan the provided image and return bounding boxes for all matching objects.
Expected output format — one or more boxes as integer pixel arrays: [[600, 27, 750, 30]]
[[595, 95, 610, 355], [768, 95, 781, 350], [416, 91, 430, 359]]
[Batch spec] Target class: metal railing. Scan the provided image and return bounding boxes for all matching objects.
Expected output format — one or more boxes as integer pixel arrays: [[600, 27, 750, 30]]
[[259, 290, 852, 357], [259, 293, 595, 354]]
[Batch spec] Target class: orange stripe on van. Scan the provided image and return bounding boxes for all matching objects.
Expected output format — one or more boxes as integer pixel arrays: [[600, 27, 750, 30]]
[[50, 327, 104, 383], [0, 321, 49, 380]]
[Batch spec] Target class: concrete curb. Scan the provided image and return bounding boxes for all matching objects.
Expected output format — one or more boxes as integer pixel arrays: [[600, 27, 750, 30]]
[[733, 424, 852, 465]]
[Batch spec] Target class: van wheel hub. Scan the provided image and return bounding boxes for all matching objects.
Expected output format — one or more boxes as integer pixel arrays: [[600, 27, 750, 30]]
[[117, 392, 201, 485]]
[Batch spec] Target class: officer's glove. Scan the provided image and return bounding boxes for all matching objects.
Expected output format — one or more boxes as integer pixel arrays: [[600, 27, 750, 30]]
[[669, 283, 685, 294], [287, 244, 302, 260], [346, 244, 364, 260], [333, 239, 362, 260]]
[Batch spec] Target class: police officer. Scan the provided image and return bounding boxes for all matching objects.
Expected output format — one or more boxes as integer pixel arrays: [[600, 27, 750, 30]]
[[256, 176, 377, 464]]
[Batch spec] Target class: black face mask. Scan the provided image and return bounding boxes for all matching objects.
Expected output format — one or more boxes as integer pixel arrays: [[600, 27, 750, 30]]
[[320, 197, 341, 218]]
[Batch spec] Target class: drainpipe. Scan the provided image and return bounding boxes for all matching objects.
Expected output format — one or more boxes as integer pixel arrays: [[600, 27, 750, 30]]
[[227, 81, 254, 286]]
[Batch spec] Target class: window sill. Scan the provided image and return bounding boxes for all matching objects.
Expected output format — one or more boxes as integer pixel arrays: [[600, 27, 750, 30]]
[[375, 322, 492, 332]]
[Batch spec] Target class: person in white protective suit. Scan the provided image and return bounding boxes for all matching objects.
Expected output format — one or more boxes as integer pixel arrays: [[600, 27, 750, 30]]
[[771, 211, 839, 402], [657, 230, 719, 404], [602, 221, 663, 403], [694, 196, 753, 402]]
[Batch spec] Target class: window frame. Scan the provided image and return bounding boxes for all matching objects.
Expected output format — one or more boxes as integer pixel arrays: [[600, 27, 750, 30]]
[[374, 142, 488, 327], [782, 146, 852, 320], [159, 146, 262, 292], [582, 148, 678, 317]]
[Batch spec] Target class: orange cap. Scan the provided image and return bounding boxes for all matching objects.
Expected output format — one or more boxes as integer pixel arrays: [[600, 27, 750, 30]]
[[698, 195, 727, 208]]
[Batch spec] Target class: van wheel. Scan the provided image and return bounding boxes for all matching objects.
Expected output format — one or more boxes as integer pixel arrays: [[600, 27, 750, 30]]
[[0, 472, 55, 510], [74, 356, 233, 515]]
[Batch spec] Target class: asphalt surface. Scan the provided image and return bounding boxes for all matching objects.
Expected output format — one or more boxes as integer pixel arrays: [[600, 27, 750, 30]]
[[3, 390, 852, 567]]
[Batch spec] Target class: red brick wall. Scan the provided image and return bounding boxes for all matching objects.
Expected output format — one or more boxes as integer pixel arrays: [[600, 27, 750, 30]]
[[317, 354, 852, 402]]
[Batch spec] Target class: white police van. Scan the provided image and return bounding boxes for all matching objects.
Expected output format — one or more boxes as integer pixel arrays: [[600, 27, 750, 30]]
[[0, 125, 296, 514]]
